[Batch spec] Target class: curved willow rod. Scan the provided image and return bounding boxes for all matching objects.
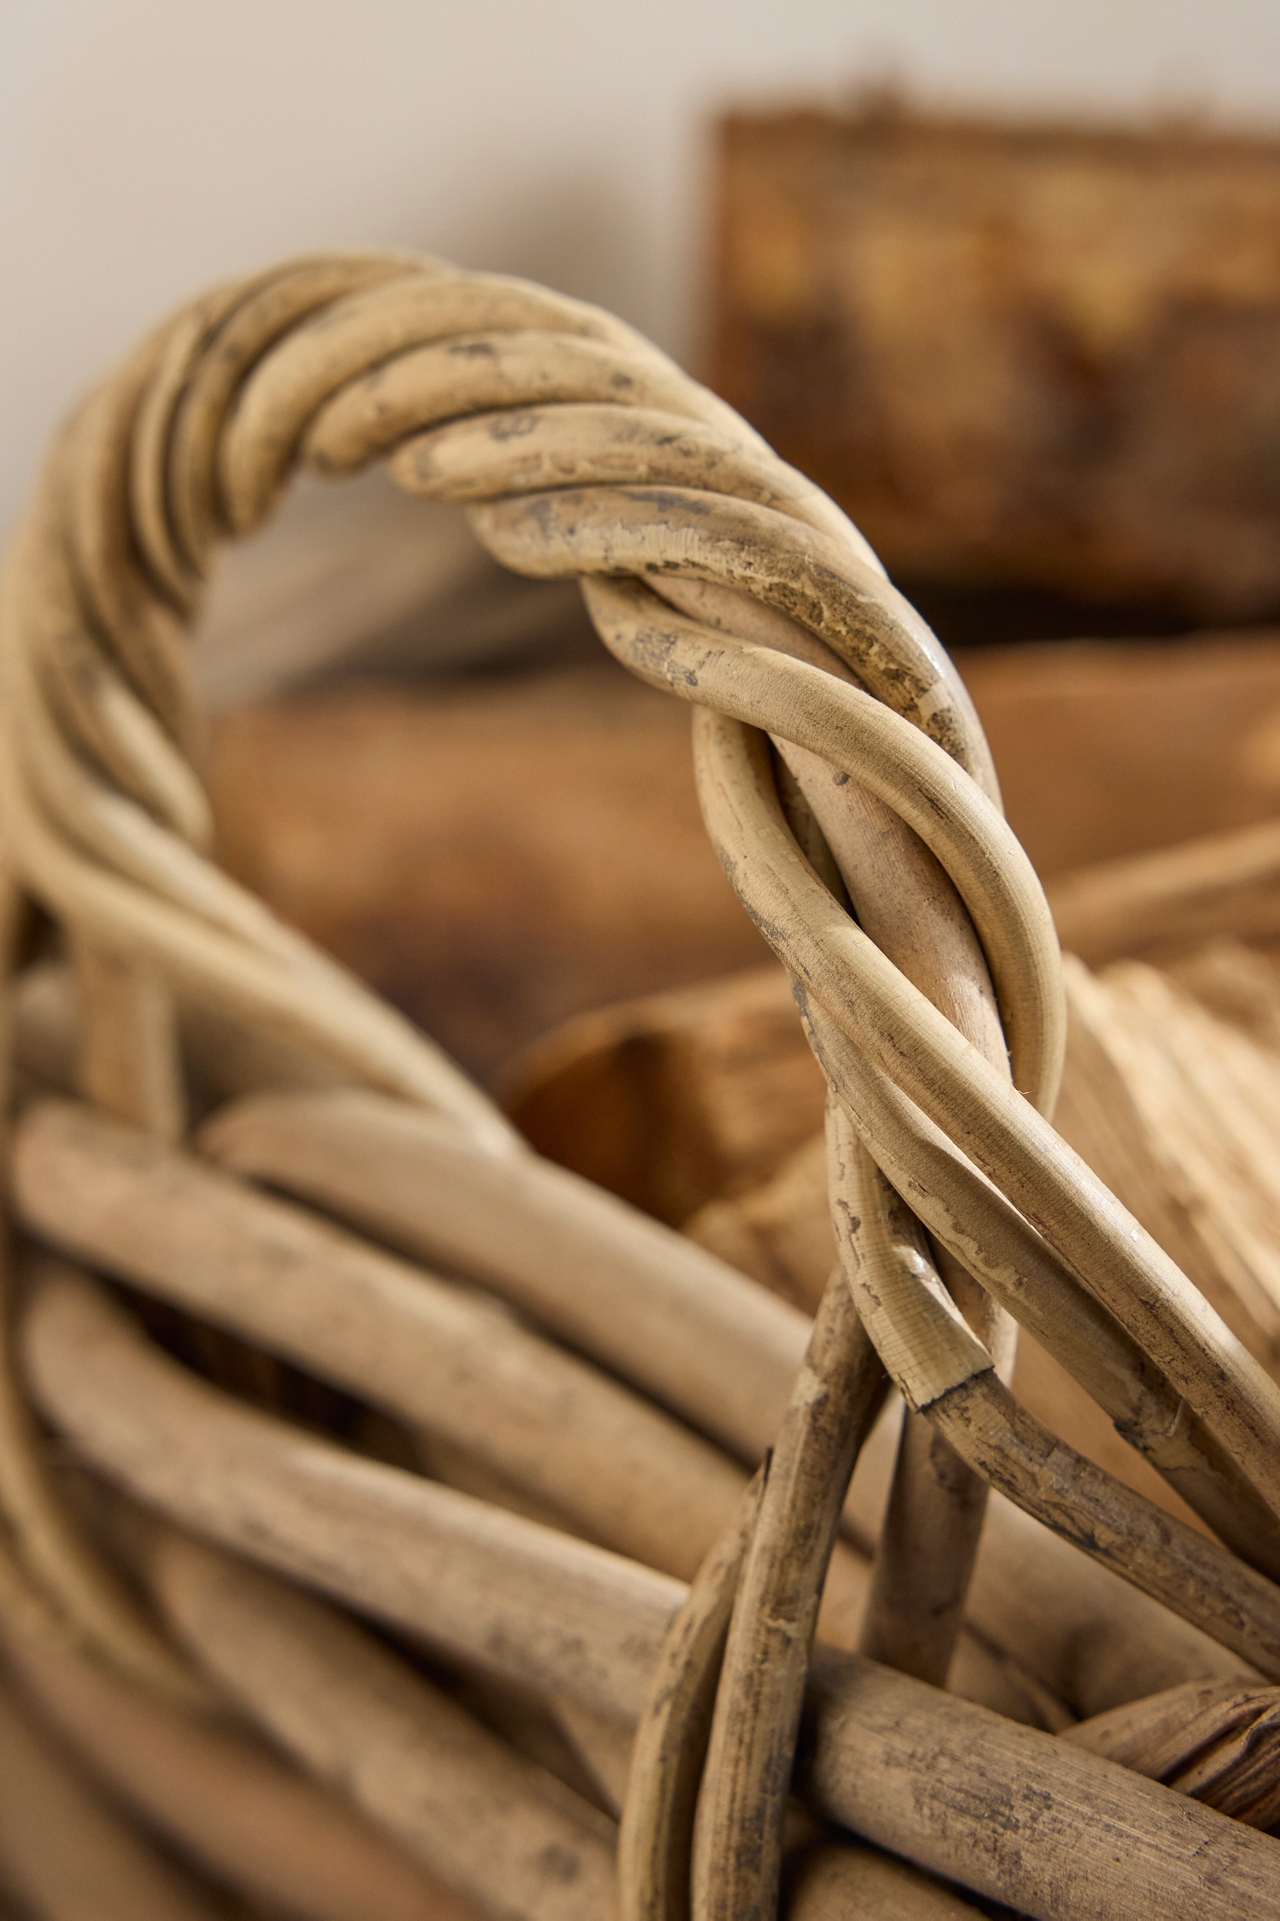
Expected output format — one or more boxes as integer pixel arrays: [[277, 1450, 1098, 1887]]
[[590, 564, 1023, 1694], [1, 249, 1278, 1921], [691, 1264, 885, 1921], [691, 711, 1280, 1508], [580, 576, 1061, 1111], [819, 1104, 1280, 1677], [618, 1471, 764, 1921], [805, 1008, 1280, 1577]]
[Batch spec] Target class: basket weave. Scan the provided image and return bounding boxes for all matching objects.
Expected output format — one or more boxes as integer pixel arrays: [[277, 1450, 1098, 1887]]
[[0, 251, 1277, 1920]]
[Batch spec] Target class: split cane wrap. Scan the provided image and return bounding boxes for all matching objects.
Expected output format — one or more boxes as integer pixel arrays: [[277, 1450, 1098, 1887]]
[[0, 252, 1278, 1921]]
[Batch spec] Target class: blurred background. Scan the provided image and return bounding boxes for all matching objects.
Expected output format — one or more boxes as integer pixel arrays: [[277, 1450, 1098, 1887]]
[[7, 0, 1280, 1078], [7, 0, 1280, 524]]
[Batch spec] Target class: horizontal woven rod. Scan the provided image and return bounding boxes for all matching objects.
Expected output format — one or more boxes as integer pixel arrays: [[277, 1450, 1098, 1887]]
[[152, 1530, 618, 1921], [1062, 1677, 1280, 1827], [3, 1614, 462, 1921], [24, 1262, 680, 1721], [197, 1087, 815, 1469], [11, 1101, 751, 1589], [19, 1264, 1279, 1921], [16, 1004, 1213, 1726], [0, 1670, 223, 1921], [798, 1647, 1280, 1921], [787, 1846, 978, 1920], [155, 1526, 985, 1921], [194, 1084, 1258, 1718]]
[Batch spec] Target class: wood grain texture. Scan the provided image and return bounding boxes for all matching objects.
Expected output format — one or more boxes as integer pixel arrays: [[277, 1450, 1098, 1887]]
[[713, 108, 1280, 619]]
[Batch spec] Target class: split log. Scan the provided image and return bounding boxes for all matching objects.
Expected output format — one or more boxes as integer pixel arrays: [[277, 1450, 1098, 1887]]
[[204, 631, 1280, 1052], [959, 634, 1280, 883], [1048, 818, 1280, 967], [685, 1132, 831, 1315], [210, 665, 766, 1078], [713, 106, 1280, 619], [501, 966, 819, 1223], [1056, 954, 1280, 1373]]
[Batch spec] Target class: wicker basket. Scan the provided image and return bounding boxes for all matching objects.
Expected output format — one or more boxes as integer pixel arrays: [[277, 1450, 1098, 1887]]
[[0, 251, 1276, 1921]]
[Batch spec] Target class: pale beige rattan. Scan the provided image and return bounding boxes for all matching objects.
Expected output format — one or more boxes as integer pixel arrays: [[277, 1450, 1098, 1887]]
[[0, 252, 1278, 1920]]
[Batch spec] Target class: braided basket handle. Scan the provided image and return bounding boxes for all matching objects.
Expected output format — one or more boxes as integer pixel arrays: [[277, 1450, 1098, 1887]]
[[3, 252, 1280, 1920]]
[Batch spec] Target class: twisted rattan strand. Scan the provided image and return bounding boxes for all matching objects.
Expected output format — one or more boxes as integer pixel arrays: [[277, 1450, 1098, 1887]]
[[1, 252, 1279, 1919]]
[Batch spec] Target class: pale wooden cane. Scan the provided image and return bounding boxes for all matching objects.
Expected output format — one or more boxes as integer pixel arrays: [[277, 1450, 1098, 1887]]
[[0, 253, 1278, 1920]]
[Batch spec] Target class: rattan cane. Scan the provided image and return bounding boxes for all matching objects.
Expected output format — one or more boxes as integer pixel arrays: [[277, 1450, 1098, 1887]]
[[0, 252, 1277, 1920]]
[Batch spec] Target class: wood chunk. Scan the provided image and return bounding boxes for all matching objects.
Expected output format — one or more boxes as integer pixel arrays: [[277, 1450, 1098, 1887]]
[[506, 948, 1280, 1529], [203, 633, 1280, 1093], [1057, 955, 1280, 1370], [208, 664, 767, 1080], [1047, 819, 1280, 965], [713, 106, 1280, 619], [959, 632, 1280, 883], [1165, 935, 1280, 1047], [502, 966, 824, 1223], [685, 1132, 832, 1313]]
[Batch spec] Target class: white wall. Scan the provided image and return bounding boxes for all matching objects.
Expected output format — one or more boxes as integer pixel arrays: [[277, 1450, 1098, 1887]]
[[3, 0, 1279, 538]]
